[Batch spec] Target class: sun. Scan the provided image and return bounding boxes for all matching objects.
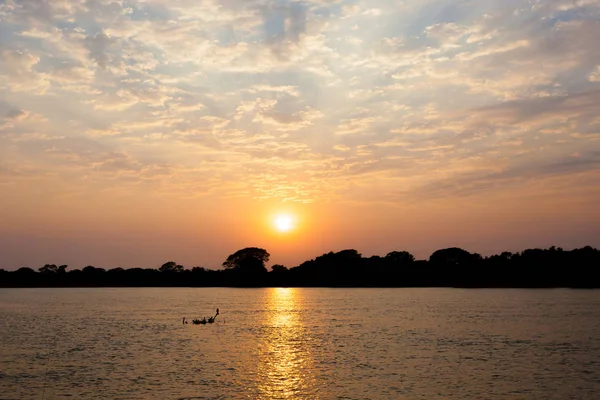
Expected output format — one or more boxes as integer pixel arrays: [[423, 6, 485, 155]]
[[273, 214, 295, 233]]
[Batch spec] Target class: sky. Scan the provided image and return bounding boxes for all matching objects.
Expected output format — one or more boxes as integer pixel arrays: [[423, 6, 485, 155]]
[[1, 0, 600, 270]]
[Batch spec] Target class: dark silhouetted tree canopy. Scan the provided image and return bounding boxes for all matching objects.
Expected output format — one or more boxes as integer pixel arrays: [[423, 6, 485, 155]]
[[82, 266, 106, 274], [16, 267, 35, 274], [159, 261, 184, 273], [429, 247, 481, 266], [271, 264, 288, 273], [385, 251, 415, 265], [223, 247, 269, 274], [38, 264, 68, 274], [2, 245, 599, 288]]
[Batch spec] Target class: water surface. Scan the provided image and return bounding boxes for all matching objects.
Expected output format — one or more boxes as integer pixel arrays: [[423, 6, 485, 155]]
[[1, 288, 599, 399]]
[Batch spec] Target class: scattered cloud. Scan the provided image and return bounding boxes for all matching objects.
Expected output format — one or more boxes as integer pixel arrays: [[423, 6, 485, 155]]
[[1, 0, 599, 206]]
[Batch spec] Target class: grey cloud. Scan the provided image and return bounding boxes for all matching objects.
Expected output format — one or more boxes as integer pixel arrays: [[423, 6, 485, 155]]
[[454, 13, 600, 91], [83, 0, 126, 20], [4, 0, 54, 23], [413, 150, 600, 200], [342, 157, 415, 176], [261, 1, 308, 59], [488, 152, 600, 181], [496, 19, 600, 66], [43, 140, 175, 182], [5, 109, 27, 120], [0, 100, 27, 121], [0, 100, 13, 115], [176, 133, 223, 150], [472, 89, 600, 123], [535, 152, 600, 177], [245, 145, 309, 160], [85, 32, 114, 68], [0, 163, 49, 182], [289, 1, 308, 42], [262, 111, 304, 124]]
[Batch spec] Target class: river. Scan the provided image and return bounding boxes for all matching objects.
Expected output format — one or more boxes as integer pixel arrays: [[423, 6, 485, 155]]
[[1, 288, 599, 399]]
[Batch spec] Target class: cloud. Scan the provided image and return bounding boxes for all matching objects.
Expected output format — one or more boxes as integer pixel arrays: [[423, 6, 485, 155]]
[[0, 49, 49, 93], [411, 150, 600, 201], [261, 1, 308, 59], [245, 85, 300, 97], [590, 66, 600, 82], [84, 32, 114, 69], [470, 90, 600, 125], [3, 108, 28, 121], [0, 0, 599, 205]]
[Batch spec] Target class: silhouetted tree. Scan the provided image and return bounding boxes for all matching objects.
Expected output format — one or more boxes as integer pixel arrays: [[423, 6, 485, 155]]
[[313, 249, 362, 270], [223, 247, 270, 274], [159, 261, 184, 273], [385, 251, 415, 265], [16, 267, 35, 274], [2, 245, 600, 288], [38, 264, 58, 274], [429, 248, 479, 266], [271, 264, 288, 273], [82, 266, 105, 274]]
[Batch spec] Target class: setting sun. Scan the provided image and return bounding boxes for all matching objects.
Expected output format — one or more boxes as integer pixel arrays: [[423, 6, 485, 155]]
[[273, 214, 295, 232]]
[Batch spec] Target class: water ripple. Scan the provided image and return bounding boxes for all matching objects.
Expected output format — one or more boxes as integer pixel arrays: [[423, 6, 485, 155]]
[[1, 288, 599, 399]]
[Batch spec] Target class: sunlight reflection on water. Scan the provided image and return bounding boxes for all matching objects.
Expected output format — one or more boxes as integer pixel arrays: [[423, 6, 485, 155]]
[[1, 288, 600, 399], [257, 288, 316, 399]]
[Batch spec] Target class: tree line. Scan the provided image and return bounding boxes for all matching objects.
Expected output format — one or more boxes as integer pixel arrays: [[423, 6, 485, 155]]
[[1, 245, 599, 288]]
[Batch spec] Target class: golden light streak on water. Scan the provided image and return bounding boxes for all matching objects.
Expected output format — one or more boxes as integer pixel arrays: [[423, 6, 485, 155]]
[[256, 288, 318, 399]]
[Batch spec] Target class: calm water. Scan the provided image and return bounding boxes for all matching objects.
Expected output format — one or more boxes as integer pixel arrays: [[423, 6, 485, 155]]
[[0, 288, 599, 399]]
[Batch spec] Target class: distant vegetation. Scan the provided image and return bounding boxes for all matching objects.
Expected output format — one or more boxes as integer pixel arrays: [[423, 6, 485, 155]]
[[1, 246, 599, 288]]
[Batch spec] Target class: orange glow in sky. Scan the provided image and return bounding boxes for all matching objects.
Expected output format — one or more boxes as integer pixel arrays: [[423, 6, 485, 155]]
[[0, 0, 599, 270]]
